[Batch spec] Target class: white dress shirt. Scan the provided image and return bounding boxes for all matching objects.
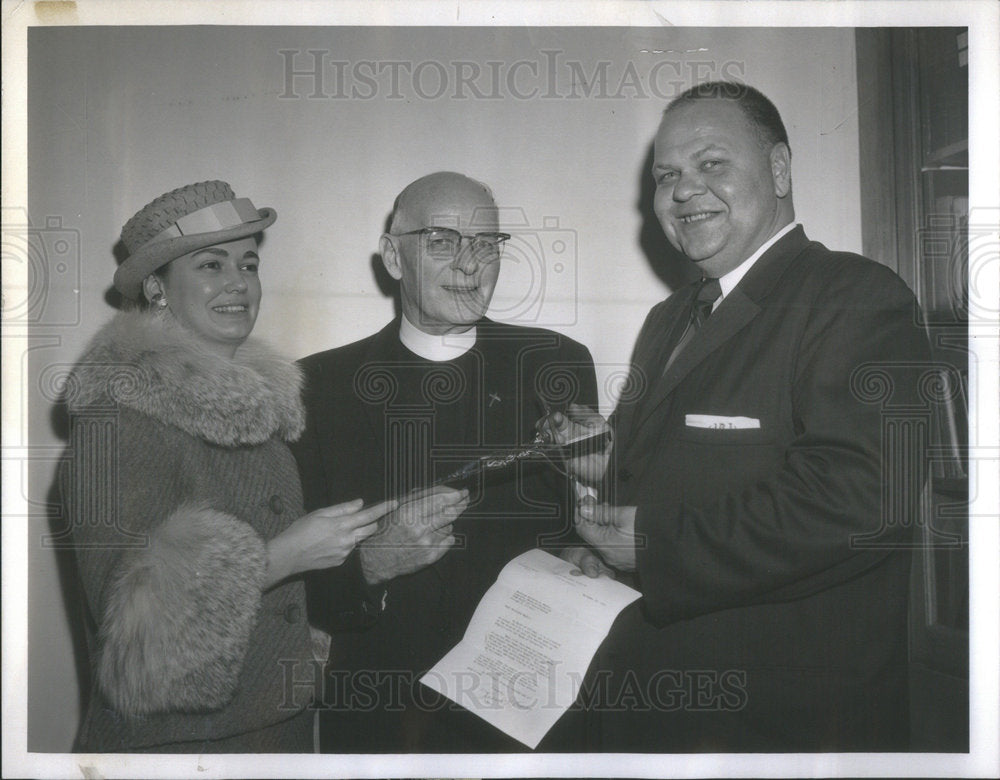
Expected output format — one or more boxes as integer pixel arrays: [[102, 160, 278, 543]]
[[714, 221, 798, 309]]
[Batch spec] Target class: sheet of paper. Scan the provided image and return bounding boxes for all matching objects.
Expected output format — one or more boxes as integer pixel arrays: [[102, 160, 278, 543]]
[[420, 549, 640, 749]]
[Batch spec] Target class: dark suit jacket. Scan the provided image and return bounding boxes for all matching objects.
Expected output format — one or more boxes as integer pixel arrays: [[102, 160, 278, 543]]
[[582, 226, 932, 752], [291, 318, 597, 752]]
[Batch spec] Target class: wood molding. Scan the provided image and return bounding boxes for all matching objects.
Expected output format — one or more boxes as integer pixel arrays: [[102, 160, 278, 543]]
[[856, 29, 900, 275]]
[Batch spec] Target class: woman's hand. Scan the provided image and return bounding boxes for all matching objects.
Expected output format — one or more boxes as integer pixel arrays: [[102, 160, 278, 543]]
[[264, 498, 397, 588]]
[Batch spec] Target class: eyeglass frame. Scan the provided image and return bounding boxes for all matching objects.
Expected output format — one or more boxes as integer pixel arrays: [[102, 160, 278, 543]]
[[390, 226, 512, 262]]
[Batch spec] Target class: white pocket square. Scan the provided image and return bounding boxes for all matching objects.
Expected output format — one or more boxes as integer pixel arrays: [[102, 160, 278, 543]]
[[685, 414, 761, 430]]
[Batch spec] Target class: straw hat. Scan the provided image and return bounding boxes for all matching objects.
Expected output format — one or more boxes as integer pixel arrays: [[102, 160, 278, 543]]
[[114, 180, 276, 300]]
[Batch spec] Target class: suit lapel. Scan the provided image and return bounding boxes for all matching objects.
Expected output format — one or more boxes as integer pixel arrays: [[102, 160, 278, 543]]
[[612, 291, 693, 444], [622, 226, 813, 452], [633, 289, 761, 432]]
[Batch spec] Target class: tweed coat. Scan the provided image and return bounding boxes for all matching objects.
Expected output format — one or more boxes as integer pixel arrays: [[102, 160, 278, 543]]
[[59, 310, 316, 752]]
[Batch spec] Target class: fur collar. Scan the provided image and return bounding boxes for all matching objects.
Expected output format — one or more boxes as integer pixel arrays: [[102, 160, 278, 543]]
[[67, 310, 304, 446]]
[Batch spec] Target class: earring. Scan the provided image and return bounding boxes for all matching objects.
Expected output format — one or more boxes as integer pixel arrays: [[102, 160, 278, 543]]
[[151, 292, 168, 309]]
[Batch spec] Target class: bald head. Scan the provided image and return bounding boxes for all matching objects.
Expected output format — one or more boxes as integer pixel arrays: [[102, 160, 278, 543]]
[[389, 172, 498, 234], [380, 172, 502, 335]]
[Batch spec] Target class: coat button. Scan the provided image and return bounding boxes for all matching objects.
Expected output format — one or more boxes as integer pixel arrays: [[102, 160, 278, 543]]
[[268, 494, 284, 514], [283, 603, 302, 623]]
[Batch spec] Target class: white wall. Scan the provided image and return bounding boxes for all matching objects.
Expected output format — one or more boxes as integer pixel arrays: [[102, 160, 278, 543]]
[[25, 25, 859, 751]]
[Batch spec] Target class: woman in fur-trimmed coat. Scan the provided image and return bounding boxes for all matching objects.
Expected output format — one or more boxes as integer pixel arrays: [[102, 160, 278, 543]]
[[60, 181, 393, 752]]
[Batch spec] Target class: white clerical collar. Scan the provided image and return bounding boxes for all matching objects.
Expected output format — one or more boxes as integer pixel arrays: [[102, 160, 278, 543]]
[[398, 314, 477, 361], [717, 222, 798, 303]]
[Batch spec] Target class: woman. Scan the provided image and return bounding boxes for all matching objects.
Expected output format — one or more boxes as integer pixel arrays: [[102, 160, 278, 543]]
[[60, 180, 394, 752]]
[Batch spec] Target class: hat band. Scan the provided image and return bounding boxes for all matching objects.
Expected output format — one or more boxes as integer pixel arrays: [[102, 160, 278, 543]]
[[139, 198, 263, 250]]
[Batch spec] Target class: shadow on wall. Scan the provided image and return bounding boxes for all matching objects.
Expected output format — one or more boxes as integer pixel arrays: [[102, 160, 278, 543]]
[[101, 239, 131, 310], [36, 235, 133, 750], [370, 210, 402, 322], [636, 141, 700, 293], [45, 401, 93, 752]]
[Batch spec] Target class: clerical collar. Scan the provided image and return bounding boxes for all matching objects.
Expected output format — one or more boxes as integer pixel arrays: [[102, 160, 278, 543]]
[[398, 315, 477, 361], [717, 222, 798, 302]]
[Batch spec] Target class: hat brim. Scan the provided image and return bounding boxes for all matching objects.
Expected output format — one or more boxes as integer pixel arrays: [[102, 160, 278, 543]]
[[113, 207, 277, 300]]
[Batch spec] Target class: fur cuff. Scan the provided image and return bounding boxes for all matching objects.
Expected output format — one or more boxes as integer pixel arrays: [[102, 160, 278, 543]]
[[97, 503, 267, 718]]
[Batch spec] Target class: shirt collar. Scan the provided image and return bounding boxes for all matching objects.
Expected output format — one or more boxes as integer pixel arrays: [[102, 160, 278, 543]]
[[398, 314, 477, 361], [716, 222, 798, 302]]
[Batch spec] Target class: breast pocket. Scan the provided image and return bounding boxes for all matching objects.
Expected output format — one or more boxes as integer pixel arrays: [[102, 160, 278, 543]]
[[677, 421, 774, 446], [665, 418, 781, 503]]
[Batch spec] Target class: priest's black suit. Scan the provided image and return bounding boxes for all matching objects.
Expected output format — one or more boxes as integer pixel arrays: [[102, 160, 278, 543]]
[[581, 226, 932, 751], [292, 318, 597, 752]]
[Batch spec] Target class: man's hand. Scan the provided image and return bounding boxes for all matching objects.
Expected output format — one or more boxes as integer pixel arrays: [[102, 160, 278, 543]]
[[535, 402, 612, 486], [561, 545, 617, 579], [573, 496, 638, 572], [360, 486, 470, 585]]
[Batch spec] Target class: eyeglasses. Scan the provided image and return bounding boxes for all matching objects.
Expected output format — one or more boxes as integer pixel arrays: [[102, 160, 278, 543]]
[[392, 227, 511, 262]]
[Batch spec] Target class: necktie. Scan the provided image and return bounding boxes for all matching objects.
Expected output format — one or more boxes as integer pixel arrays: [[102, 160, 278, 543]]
[[663, 277, 722, 372]]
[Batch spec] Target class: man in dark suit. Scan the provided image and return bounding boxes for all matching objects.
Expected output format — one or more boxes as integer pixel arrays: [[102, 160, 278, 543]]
[[543, 82, 932, 751], [292, 172, 597, 752]]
